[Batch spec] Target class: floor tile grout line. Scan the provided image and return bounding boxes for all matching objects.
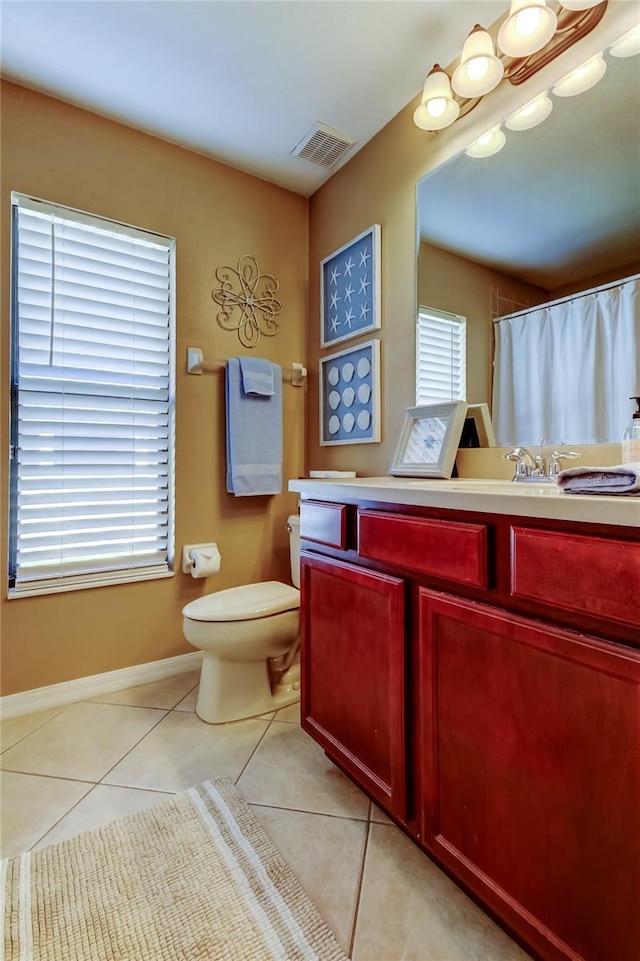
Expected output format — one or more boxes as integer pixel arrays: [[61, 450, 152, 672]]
[[249, 800, 370, 823], [84, 678, 201, 712], [3, 686, 288, 857], [0, 769, 96, 787], [83, 699, 189, 711], [348, 818, 372, 960], [25, 781, 178, 854], [97, 705, 275, 790], [233, 712, 277, 785], [4, 690, 303, 853], [174, 680, 201, 710], [3, 697, 286, 789], [2, 674, 201, 728], [1, 704, 172, 785], [0, 704, 72, 756], [1, 700, 172, 772], [27, 781, 96, 853], [4, 700, 174, 853], [95, 707, 173, 786]]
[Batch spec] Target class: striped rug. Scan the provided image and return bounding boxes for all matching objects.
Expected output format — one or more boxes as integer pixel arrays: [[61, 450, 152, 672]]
[[1, 778, 348, 961]]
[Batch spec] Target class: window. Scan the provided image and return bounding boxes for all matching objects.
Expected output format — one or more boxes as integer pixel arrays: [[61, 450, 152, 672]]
[[9, 193, 175, 596], [416, 306, 466, 405]]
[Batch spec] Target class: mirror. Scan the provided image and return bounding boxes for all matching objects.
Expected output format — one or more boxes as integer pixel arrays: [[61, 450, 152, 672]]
[[416, 48, 640, 446]]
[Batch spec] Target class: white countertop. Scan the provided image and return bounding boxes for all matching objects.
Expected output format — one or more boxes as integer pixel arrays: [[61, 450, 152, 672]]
[[288, 477, 640, 528]]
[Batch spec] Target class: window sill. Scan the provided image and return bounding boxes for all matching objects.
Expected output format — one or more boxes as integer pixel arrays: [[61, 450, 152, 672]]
[[7, 567, 175, 600]]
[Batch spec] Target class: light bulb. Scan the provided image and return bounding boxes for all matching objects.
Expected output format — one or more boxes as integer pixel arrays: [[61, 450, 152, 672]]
[[552, 52, 606, 97], [516, 7, 543, 37], [465, 126, 506, 158], [452, 26, 504, 98], [497, 0, 558, 58], [609, 24, 640, 58], [505, 92, 553, 130], [467, 57, 490, 82], [413, 66, 460, 131], [426, 98, 447, 118]]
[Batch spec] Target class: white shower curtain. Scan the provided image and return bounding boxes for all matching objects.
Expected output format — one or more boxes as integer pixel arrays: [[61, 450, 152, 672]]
[[492, 277, 640, 446]]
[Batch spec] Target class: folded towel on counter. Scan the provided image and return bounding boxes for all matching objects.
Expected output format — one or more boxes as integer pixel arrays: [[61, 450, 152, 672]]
[[226, 358, 282, 496], [557, 462, 640, 495], [238, 356, 275, 396]]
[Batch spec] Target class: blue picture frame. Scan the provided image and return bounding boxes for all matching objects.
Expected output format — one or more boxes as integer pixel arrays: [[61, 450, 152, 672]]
[[320, 340, 381, 446], [320, 225, 381, 348]]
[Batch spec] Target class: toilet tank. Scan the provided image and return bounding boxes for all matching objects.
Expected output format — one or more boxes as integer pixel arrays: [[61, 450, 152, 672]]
[[287, 514, 301, 589]]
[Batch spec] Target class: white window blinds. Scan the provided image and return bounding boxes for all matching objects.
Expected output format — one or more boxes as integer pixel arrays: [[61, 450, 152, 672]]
[[9, 194, 175, 595], [416, 306, 466, 405]]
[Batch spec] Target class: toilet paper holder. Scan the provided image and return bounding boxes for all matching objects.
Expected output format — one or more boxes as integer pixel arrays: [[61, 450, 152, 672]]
[[182, 543, 220, 574]]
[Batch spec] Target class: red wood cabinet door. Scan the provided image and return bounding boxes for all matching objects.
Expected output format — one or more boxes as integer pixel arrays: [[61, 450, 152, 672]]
[[300, 551, 406, 819], [418, 589, 640, 961]]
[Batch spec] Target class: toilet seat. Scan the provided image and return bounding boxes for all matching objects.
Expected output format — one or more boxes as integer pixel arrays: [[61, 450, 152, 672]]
[[182, 580, 300, 623]]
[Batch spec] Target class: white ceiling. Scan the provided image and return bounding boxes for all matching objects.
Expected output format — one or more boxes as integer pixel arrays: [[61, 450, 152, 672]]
[[0, 0, 504, 196]]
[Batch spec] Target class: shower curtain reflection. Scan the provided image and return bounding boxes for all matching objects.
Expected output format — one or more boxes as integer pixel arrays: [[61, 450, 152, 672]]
[[492, 276, 640, 446]]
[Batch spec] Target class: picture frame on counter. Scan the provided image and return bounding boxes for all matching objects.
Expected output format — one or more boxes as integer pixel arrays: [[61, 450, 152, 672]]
[[319, 339, 381, 446], [389, 401, 467, 478], [459, 402, 497, 448], [320, 224, 381, 348]]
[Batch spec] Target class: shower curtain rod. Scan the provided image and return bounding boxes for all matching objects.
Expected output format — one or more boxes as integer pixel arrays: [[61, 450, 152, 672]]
[[494, 271, 640, 323], [185, 347, 307, 387]]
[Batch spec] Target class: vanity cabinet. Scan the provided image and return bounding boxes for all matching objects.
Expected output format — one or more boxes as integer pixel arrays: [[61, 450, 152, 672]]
[[297, 494, 640, 961]]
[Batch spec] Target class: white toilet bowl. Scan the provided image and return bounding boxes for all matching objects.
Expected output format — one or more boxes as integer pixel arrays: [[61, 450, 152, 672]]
[[182, 516, 301, 723]]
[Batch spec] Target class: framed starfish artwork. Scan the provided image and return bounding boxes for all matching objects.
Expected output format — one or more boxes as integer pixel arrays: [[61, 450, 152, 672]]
[[320, 225, 381, 348]]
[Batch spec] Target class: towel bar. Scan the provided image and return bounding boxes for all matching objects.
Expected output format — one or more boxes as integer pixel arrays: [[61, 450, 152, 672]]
[[186, 347, 307, 387]]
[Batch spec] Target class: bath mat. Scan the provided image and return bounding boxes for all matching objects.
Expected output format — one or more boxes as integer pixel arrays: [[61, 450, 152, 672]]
[[1, 777, 348, 961]]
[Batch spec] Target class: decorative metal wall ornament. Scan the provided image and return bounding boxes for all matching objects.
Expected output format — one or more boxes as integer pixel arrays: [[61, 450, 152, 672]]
[[211, 255, 282, 348]]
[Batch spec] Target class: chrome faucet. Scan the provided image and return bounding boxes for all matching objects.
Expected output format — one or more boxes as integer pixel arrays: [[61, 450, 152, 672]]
[[504, 444, 582, 483], [504, 447, 538, 480], [549, 449, 582, 479]]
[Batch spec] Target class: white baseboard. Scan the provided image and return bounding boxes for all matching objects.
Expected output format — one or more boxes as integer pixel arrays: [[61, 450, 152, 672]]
[[0, 651, 203, 720]]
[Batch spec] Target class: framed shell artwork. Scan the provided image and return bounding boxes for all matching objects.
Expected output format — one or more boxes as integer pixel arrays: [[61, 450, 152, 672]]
[[319, 340, 380, 445]]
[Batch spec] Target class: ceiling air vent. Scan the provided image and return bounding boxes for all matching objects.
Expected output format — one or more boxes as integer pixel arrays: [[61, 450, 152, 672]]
[[291, 122, 357, 167]]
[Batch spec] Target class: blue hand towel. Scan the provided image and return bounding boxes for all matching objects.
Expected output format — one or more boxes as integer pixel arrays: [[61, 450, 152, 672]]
[[226, 358, 283, 496], [238, 356, 275, 396]]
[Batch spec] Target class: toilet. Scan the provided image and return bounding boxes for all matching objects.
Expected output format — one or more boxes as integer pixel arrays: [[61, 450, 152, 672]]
[[182, 515, 301, 723]]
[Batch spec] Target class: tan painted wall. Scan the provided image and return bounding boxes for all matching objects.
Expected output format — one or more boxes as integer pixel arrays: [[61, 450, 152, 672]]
[[417, 242, 549, 408], [551, 258, 640, 300], [0, 82, 307, 696]]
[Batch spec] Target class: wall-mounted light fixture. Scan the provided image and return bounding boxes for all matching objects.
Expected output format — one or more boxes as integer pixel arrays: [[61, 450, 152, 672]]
[[413, 0, 611, 134], [461, 15, 639, 159], [504, 91, 554, 129]]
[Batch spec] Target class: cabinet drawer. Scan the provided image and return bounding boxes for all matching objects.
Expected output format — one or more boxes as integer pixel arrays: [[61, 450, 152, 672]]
[[358, 510, 488, 589], [510, 526, 640, 628], [300, 500, 348, 550]]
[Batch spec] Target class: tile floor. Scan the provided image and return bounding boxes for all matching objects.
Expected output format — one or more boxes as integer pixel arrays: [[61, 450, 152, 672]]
[[1, 671, 531, 960]]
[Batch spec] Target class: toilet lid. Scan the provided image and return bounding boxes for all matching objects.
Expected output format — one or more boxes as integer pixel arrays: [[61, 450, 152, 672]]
[[182, 581, 300, 622]]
